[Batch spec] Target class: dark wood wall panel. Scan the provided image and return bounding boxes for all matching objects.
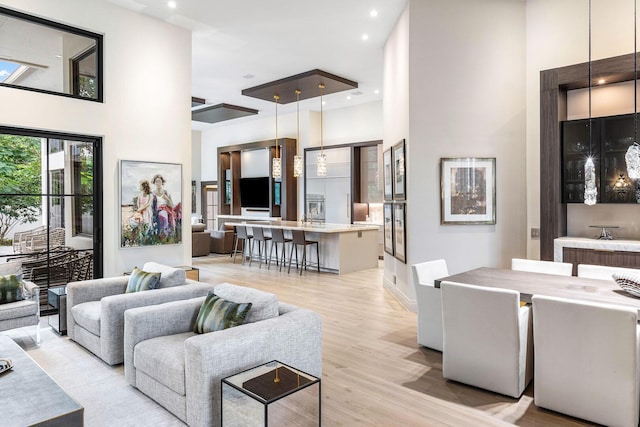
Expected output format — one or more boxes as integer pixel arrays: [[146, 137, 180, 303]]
[[563, 247, 640, 275]]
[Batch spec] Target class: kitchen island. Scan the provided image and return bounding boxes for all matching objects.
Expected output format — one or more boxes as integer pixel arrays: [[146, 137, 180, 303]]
[[224, 219, 380, 274]]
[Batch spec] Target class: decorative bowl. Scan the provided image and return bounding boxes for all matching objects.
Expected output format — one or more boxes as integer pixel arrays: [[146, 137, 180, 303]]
[[613, 273, 640, 297], [0, 358, 13, 375]]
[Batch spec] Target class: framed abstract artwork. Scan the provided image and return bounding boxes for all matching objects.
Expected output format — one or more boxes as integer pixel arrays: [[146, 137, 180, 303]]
[[393, 203, 406, 263], [440, 157, 496, 225], [383, 203, 394, 255], [383, 148, 393, 201], [120, 160, 183, 247], [392, 139, 406, 200]]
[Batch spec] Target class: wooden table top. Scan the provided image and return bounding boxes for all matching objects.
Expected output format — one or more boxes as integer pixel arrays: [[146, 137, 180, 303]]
[[435, 267, 640, 310]]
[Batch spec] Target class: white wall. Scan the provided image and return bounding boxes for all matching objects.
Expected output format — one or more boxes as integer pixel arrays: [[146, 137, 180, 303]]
[[0, 0, 192, 276], [385, 0, 527, 309], [200, 101, 383, 216]]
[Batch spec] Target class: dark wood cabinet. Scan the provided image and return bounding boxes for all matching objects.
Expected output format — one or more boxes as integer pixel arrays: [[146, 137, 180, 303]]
[[562, 113, 636, 204], [217, 138, 297, 220], [563, 247, 640, 275]]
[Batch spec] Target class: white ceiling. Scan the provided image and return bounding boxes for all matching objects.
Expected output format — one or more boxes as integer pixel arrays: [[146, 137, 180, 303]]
[[102, 0, 408, 129]]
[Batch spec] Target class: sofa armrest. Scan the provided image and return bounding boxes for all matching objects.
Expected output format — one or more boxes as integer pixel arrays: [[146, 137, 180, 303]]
[[100, 282, 214, 365], [124, 297, 205, 385], [66, 276, 129, 340], [22, 280, 40, 300], [184, 307, 322, 427]]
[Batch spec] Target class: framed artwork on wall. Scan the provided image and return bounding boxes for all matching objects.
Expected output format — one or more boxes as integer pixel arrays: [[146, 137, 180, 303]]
[[120, 160, 183, 247], [384, 203, 394, 255], [392, 139, 406, 200], [393, 203, 406, 263], [191, 180, 197, 213], [383, 148, 393, 201], [440, 157, 496, 225]]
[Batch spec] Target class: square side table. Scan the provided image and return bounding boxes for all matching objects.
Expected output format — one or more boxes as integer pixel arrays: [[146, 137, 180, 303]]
[[221, 360, 320, 426], [47, 286, 67, 335]]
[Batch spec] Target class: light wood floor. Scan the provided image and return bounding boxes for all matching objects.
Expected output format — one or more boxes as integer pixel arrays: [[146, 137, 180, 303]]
[[7, 254, 596, 426]]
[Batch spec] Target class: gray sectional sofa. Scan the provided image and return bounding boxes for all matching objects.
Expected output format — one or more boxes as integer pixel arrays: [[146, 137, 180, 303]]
[[67, 262, 215, 365], [123, 282, 323, 427]]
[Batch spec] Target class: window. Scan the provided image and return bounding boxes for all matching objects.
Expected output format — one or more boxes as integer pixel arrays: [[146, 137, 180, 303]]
[[0, 6, 103, 101]]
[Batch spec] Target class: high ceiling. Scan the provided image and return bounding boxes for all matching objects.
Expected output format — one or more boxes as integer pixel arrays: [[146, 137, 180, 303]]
[[102, 0, 408, 129]]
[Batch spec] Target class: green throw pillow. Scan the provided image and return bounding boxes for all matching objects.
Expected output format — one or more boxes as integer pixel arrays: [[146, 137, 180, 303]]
[[125, 267, 161, 293], [0, 273, 23, 304], [193, 292, 252, 334]]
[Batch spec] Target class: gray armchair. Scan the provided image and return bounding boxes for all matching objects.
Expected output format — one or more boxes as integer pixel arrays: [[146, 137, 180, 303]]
[[124, 283, 322, 427], [0, 280, 40, 343], [67, 262, 215, 365]]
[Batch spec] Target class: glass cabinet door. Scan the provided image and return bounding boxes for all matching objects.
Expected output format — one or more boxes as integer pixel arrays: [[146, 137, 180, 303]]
[[562, 119, 599, 203], [601, 115, 635, 203]]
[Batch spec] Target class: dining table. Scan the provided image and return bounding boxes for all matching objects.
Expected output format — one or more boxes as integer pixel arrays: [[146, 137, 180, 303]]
[[435, 267, 640, 311]]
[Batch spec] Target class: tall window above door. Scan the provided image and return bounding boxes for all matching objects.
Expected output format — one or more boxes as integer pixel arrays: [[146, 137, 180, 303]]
[[0, 6, 103, 101]]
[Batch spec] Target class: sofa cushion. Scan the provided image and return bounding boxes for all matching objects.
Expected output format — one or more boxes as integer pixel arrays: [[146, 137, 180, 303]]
[[0, 273, 23, 304], [192, 223, 206, 232], [213, 283, 278, 324], [134, 331, 195, 395], [142, 262, 186, 288], [0, 299, 37, 321], [193, 292, 252, 334], [71, 301, 101, 336], [126, 267, 161, 293]]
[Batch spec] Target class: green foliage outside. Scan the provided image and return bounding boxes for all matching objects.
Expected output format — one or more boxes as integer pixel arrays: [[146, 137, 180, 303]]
[[0, 134, 42, 243]]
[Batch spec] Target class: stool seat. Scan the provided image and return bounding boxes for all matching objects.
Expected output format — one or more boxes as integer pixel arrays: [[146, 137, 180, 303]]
[[232, 225, 253, 265], [288, 229, 320, 275], [250, 227, 271, 268], [268, 227, 292, 271]]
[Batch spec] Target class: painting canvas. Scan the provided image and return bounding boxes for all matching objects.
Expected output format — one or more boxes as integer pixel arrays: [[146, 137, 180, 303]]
[[393, 140, 405, 200], [440, 157, 496, 225], [393, 203, 406, 263], [384, 203, 394, 255], [383, 149, 393, 200], [121, 160, 183, 247]]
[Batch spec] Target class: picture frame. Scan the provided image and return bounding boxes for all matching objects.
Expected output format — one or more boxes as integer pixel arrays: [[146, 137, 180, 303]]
[[383, 149, 393, 201], [393, 203, 406, 263], [440, 157, 496, 225], [392, 139, 406, 200], [384, 203, 394, 255], [191, 180, 197, 213], [120, 160, 183, 247]]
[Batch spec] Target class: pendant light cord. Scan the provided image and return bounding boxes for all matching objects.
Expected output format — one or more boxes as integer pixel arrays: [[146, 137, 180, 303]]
[[635, 0, 638, 147], [589, 0, 596, 157], [319, 83, 325, 152], [274, 95, 279, 158], [296, 89, 301, 154]]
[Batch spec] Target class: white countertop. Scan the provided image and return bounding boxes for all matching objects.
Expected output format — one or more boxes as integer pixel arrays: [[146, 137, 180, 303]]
[[554, 236, 640, 262], [225, 220, 379, 234]]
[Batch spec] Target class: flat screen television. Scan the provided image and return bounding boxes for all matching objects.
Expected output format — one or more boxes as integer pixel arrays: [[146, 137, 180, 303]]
[[239, 177, 270, 208]]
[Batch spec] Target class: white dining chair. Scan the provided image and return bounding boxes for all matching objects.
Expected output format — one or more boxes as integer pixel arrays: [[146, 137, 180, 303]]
[[532, 295, 640, 427], [511, 258, 573, 276], [577, 263, 640, 280], [440, 281, 533, 398], [411, 259, 448, 351]]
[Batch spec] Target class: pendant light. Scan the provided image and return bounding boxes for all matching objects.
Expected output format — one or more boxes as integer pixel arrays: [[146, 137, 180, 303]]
[[584, 0, 597, 205], [293, 89, 303, 177], [626, 0, 640, 179], [317, 83, 327, 176], [272, 94, 282, 179]]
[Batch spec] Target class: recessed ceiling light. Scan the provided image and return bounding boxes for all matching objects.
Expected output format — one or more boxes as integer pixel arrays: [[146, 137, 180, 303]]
[[54, 54, 62, 59], [322, 101, 326, 106], [370, 9, 378, 18], [347, 96, 352, 100], [374, 89, 380, 95], [167, 1, 177, 9], [362, 33, 369, 41], [598, 78, 606, 84], [243, 74, 255, 79]]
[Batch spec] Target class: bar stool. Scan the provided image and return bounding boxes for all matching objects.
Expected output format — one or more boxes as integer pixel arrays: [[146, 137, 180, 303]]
[[288, 229, 320, 275], [232, 225, 253, 265], [250, 227, 271, 268], [268, 227, 292, 271]]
